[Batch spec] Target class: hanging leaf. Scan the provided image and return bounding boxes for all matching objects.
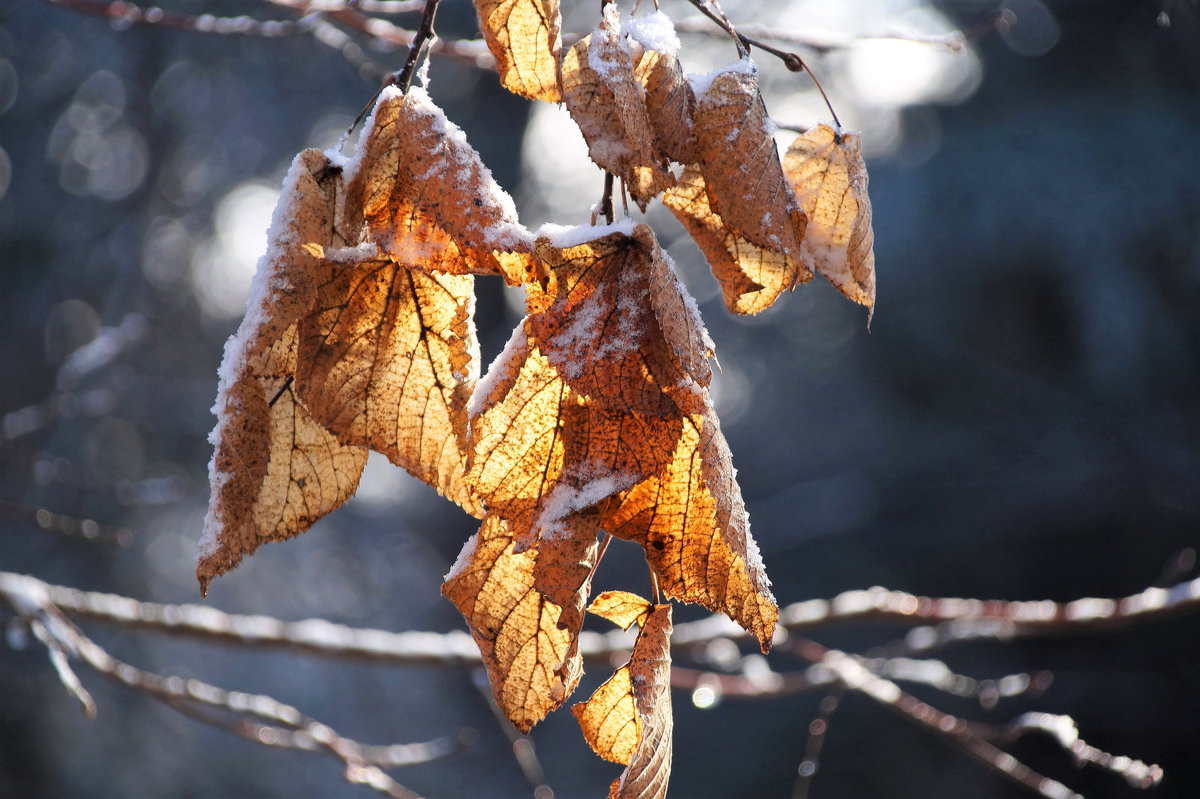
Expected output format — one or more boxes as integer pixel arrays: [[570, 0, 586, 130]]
[[561, 5, 673, 210], [198, 150, 367, 593], [633, 48, 696, 166], [347, 86, 540, 286], [666, 63, 811, 314], [296, 258, 481, 515], [474, 0, 563, 103], [443, 514, 584, 731], [573, 604, 674, 799], [606, 400, 777, 651], [532, 510, 601, 634], [783, 123, 876, 316]]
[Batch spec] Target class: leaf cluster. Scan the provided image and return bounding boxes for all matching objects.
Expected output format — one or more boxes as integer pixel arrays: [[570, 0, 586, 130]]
[[200, 3, 877, 795]]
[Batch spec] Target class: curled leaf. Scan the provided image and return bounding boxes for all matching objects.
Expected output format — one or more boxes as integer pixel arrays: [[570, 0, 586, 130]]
[[633, 48, 696, 166], [198, 150, 367, 593], [783, 124, 876, 316], [443, 515, 582, 731], [573, 604, 674, 799], [561, 5, 673, 210], [475, 0, 562, 102]]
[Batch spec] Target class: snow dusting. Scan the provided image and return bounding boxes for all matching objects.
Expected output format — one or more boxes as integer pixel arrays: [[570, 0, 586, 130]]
[[469, 321, 528, 419], [687, 57, 757, 98], [444, 531, 480, 582], [535, 466, 638, 539]]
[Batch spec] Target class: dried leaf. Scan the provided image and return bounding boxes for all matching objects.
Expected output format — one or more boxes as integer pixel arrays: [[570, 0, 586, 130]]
[[475, 0, 562, 102], [783, 124, 876, 315], [664, 165, 799, 315], [297, 259, 480, 514], [606, 400, 777, 651], [633, 49, 696, 166], [533, 511, 601, 634], [573, 604, 673, 799], [443, 515, 582, 731], [347, 87, 538, 286], [468, 334, 570, 542], [198, 150, 367, 593], [531, 225, 697, 414], [666, 64, 812, 314], [561, 6, 673, 210], [587, 590, 653, 631]]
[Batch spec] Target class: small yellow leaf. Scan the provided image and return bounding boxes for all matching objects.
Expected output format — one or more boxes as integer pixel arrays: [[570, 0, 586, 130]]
[[588, 590, 653, 631], [443, 515, 583, 732], [573, 604, 674, 799], [783, 124, 876, 316], [475, 0, 562, 102]]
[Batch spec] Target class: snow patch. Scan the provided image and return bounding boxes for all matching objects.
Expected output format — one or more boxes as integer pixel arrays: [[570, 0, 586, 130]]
[[535, 466, 638, 539], [687, 56, 757, 98], [536, 217, 636, 250], [444, 531, 480, 582], [469, 321, 528, 419], [622, 10, 680, 55]]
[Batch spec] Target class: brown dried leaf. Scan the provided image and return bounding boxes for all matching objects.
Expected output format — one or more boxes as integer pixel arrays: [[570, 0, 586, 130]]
[[587, 590, 653, 631], [199, 150, 367, 592], [633, 49, 696, 166], [475, 0, 562, 102], [664, 165, 799, 315], [783, 124, 876, 315], [533, 511, 601, 634], [531, 225, 698, 414], [348, 87, 538, 286], [572, 604, 674, 799], [561, 6, 673, 210], [606, 400, 777, 651], [297, 259, 480, 514], [443, 515, 582, 731]]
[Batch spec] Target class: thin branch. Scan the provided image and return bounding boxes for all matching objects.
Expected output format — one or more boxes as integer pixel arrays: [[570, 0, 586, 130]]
[[42, 0, 304, 36], [0, 499, 132, 547], [673, 17, 967, 54], [6, 572, 1198, 666], [996, 713, 1164, 790]]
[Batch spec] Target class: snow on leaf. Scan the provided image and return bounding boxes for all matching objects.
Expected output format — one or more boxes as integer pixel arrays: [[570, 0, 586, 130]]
[[296, 259, 481, 516], [573, 604, 674, 799], [783, 124, 877, 317], [474, 0, 563, 103], [198, 149, 367, 593], [346, 87, 539, 286], [606, 401, 777, 651], [442, 514, 582, 731], [533, 511, 601, 635], [531, 225, 697, 415], [561, 5, 673, 211]]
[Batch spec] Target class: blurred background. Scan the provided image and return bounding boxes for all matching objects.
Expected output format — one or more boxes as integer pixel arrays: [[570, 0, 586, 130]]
[[2, 0, 1199, 797]]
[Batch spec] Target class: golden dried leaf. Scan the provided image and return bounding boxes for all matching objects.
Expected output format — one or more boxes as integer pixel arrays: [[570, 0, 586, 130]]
[[443, 515, 582, 731], [646, 243, 714, 387], [633, 49, 696, 166], [572, 604, 674, 799], [664, 165, 800, 315], [531, 225, 695, 414], [783, 124, 876, 315], [468, 333, 570, 541], [475, 0, 562, 102], [606, 400, 777, 651], [198, 150, 367, 593], [297, 259, 480, 514], [347, 87, 538, 286], [587, 590, 653, 631], [561, 6, 673, 210]]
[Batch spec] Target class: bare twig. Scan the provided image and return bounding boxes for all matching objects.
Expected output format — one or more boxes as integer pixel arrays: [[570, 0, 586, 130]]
[[0, 499, 132, 547], [673, 17, 967, 54], [997, 713, 1164, 790], [42, 0, 304, 36]]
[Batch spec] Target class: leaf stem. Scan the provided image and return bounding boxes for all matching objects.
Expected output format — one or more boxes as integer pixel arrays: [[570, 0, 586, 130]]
[[346, 0, 441, 135]]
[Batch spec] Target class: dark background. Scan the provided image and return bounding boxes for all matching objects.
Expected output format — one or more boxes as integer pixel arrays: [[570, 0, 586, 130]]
[[1, 1, 1198, 797]]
